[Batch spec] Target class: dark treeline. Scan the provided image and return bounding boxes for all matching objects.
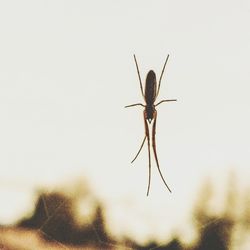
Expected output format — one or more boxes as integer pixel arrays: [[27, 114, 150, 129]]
[[17, 191, 112, 248], [16, 178, 250, 250]]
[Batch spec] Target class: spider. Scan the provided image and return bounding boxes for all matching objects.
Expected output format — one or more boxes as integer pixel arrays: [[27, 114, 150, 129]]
[[125, 54, 176, 196]]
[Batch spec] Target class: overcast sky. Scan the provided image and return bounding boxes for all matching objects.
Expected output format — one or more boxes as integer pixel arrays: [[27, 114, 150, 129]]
[[0, 0, 250, 244]]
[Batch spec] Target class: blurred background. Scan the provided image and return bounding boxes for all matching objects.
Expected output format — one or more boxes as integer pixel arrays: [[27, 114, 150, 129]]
[[0, 0, 250, 249]]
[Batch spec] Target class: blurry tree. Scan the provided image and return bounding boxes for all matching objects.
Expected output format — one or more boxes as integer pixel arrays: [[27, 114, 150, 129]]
[[163, 238, 183, 250], [122, 237, 183, 249], [14, 175, 246, 249], [193, 179, 213, 228], [192, 179, 235, 250], [17, 190, 112, 246], [194, 217, 234, 250], [91, 205, 110, 243], [242, 189, 250, 231]]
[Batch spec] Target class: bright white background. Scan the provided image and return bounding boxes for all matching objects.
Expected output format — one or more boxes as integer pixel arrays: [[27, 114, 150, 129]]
[[0, 0, 250, 244]]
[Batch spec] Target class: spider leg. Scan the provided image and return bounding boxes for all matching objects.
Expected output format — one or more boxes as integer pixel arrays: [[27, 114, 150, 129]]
[[155, 99, 177, 107], [131, 135, 146, 163], [156, 55, 170, 98], [143, 111, 151, 196], [152, 111, 172, 193], [125, 103, 145, 108], [133, 54, 145, 99]]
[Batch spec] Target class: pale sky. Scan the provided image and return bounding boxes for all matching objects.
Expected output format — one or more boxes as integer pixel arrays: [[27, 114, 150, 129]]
[[1, 0, 250, 245]]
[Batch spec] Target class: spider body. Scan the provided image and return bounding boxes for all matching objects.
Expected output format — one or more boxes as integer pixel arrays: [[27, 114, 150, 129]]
[[145, 70, 157, 123], [125, 54, 176, 196]]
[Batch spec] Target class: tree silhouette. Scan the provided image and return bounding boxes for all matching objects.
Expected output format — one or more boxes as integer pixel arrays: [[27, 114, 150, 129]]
[[14, 176, 245, 249], [17, 191, 111, 246], [192, 179, 235, 250]]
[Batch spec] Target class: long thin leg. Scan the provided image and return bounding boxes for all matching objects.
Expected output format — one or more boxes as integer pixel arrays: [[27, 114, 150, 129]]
[[156, 54, 170, 98], [133, 54, 145, 99], [143, 111, 151, 196], [125, 103, 145, 108], [131, 135, 146, 163], [155, 99, 177, 107], [152, 111, 172, 193]]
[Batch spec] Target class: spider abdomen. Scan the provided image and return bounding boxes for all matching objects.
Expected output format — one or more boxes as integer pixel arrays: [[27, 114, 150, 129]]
[[145, 70, 157, 105]]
